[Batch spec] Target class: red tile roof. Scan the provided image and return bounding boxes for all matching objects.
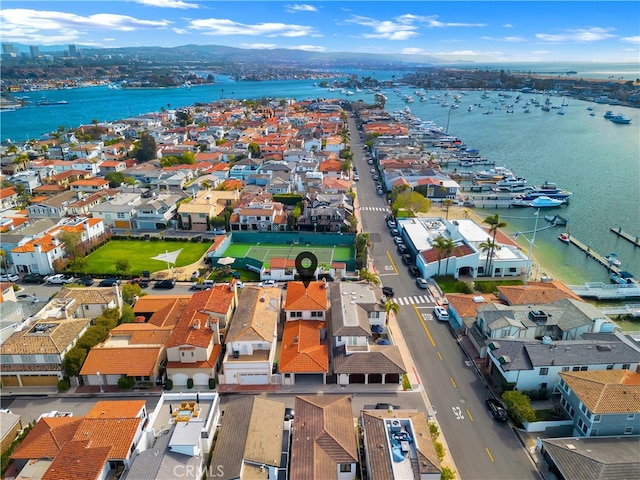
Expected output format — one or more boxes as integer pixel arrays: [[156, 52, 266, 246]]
[[85, 400, 145, 419], [279, 320, 328, 373], [165, 343, 221, 370], [79, 345, 163, 376], [284, 281, 328, 311], [42, 440, 111, 480]]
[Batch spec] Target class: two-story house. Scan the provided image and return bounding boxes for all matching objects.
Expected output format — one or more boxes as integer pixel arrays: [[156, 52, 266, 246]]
[[558, 369, 640, 437], [279, 281, 329, 385], [290, 395, 358, 480], [177, 190, 239, 232], [133, 193, 182, 230], [10, 234, 65, 275], [69, 178, 110, 193], [220, 286, 280, 386], [229, 200, 287, 232], [26, 190, 78, 218], [298, 205, 350, 233], [165, 284, 237, 387], [330, 283, 405, 386]]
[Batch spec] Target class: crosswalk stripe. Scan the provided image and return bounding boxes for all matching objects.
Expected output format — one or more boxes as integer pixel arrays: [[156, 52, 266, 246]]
[[391, 295, 435, 306]]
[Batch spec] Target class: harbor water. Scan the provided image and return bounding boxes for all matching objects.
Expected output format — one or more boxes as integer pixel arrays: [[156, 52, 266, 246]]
[[1, 73, 638, 286]]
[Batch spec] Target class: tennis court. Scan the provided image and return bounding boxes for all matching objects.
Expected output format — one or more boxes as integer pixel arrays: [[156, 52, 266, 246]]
[[223, 243, 353, 265]]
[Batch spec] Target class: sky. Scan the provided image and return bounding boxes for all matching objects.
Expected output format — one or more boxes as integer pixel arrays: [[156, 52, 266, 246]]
[[1, 1, 639, 63]]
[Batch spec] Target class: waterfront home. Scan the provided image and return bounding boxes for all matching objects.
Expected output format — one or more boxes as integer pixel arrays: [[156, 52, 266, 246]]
[[220, 286, 279, 386], [558, 369, 640, 437], [0, 317, 91, 387], [290, 395, 358, 480], [485, 332, 640, 395], [209, 397, 285, 480]]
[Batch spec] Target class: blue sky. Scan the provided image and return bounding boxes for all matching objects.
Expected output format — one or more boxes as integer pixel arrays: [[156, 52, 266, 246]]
[[1, 1, 639, 63]]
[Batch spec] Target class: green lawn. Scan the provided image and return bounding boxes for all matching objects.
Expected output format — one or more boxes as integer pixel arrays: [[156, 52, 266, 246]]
[[85, 240, 210, 275]]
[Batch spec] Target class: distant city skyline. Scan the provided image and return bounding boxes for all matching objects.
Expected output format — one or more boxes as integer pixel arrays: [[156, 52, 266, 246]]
[[1, 1, 639, 63]]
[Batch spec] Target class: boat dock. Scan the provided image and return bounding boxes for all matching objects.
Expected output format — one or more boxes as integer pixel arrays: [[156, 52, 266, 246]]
[[564, 235, 621, 274], [567, 283, 640, 300], [600, 304, 640, 317], [610, 227, 640, 247]]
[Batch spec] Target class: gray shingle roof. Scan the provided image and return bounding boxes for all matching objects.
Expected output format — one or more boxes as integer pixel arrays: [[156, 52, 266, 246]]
[[332, 345, 406, 374]]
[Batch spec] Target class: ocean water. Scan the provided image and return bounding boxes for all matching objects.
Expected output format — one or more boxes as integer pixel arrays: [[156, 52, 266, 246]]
[[1, 71, 638, 286]]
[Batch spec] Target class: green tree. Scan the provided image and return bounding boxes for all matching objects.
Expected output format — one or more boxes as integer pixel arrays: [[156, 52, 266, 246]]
[[441, 237, 456, 275], [114, 258, 130, 276], [105, 171, 126, 188], [431, 236, 448, 276], [0, 248, 8, 272], [58, 231, 82, 259], [68, 256, 88, 274], [501, 390, 536, 424], [442, 198, 454, 220], [384, 298, 400, 325], [359, 268, 381, 287], [135, 133, 157, 163], [483, 213, 507, 274], [247, 142, 261, 158], [479, 238, 497, 276], [392, 191, 430, 217], [62, 347, 87, 377], [119, 304, 136, 323], [122, 283, 142, 305]]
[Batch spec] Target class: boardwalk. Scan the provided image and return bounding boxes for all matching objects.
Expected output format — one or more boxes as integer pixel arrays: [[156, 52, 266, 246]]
[[610, 227, 640, 247], [565, 235, 621, 274], [568, 283, 640, 300]]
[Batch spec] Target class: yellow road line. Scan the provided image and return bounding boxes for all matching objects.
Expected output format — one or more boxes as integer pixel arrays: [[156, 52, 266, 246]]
[[466, 408, 474, 422], [413, 304, 436, 347], [437, 351, 443, 360], [486, 447, 495, 462], [450, 377, 457, 389], [385, 250, 398, 274]]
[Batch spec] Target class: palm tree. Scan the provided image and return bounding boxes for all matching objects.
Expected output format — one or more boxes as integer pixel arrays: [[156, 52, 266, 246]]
[[442, 198, 454, 220], [442, 237, 456, 275], [431, 236, 448, 276], [384, 298, 400, 325], [359, 269, 381, 287], [483, 213, 507, 274], [479, 238, 497, 276]]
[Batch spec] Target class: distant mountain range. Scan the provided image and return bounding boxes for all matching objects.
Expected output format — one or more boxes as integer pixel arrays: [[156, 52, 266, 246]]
[[11, 43, 450, 67]]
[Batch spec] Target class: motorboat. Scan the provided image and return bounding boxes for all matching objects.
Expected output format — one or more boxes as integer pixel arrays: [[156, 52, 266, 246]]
[[525, 181, 573, 200], [609, 113, 631, 124], [604, 253, 622, 267], [603, 110, 615, 119], [474, 166, 513, 181], [611, 271, 635, 285], [558, 233, 571, 243], [495, 176, 527, 191], [529, 196, 565, 208]]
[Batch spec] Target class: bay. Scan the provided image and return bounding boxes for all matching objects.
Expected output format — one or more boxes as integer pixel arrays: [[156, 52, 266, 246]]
[[1, 71, 638, 287]]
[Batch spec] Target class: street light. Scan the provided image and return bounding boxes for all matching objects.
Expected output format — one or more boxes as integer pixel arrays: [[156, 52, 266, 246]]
[[524, 209, 540, 284]]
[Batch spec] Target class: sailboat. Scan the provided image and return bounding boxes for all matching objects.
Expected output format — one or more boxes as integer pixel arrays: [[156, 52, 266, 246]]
[[558, 224, 571, 243], [561, 97, 569, 107]]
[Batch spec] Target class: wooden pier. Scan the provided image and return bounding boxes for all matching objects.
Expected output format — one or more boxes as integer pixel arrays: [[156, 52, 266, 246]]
[[565, 235, 621, 275], [610, 227, 640, 247]]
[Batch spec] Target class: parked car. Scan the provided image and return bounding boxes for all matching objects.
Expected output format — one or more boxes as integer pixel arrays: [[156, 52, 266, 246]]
[[463, 200, 476, 208], [408, 266, 421, 277], [367, 159, 374, 165], [387, 220, 397, 229], [373, 174, 379, 181], [259, 280, 278, 288], [397, 244, 408, 255], [153, 279, 176, 289], [401, 254, 411, 265], [370, 168, 376, 174], [393, 236, 403, 245], [190, 280, 214, 290], [416, 278, 429, 289], [76, 277, 95, 286], [45, 274, 75, 284], [390, 228, 399, 236], [353, 175, 360, 181], [211, 228, 227, 235], [98, 278, 120, 287], [0, 273, 19, 282], [22, 273, 45, 284], [433, 306, 449, 321], [375, 403, 401, 410], [377, 188, 385, 195], [129, 277, 150, 288], [284, 408, 295, 421], [486, 398, 508, 422], [382, 286, 395, 297]]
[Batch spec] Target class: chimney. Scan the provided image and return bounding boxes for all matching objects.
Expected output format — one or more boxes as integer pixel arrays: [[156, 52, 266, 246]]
[[193, 320, 200, 330]]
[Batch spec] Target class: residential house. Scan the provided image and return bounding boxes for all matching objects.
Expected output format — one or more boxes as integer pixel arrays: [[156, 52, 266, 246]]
[[165, 284, 238, 387], [0, 410, 22, 453], [134, 192, 182, 229], [471, 298, 618, 358], [11, 400, 149, 476], [298, 205, 350, 232], [229, 158, 261, 180], [69, 178, 110, 193], [10, 234, 65, 274], [0, 218, 58, 269], [361, 409, 441, 480], [330, 283, 405, 386], [290, 395, 358, 480], [8, 171, 42, 194], [319, 157, 347, 180], [133, 294, 191, 328], [177, 190, 239, 232], [229, 199, 287, 232], [209, 396, 285, 480], [538, 437, 640, 480], [98, 159, 127, 174], [279, 282, 329, 385], [0, 186, 18, 210], [558, 369, 640, 437], [0, 287, 29, 344], [0, 317, 91, 387], [26, 190, 78, 218], [91, 192, 140, 229], [485, 332, 640, 395], [221, 286, 279, 386], [53, 285, 123, 319]]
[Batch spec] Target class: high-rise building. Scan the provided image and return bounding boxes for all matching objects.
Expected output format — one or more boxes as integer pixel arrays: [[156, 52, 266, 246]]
[[2, 43, 17, 55], [29, 46, 40, 58], [68, 44, 79, 57]]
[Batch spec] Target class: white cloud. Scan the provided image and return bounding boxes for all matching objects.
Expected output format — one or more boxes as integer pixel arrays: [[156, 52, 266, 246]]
[[620, 35, 640, 44], [531, 50, 552, 55], [189, 18, 315, 37], [133, 0, 199, 8], [536, 27, 617, 43], [240, 43, 277, 49], [481, 35, 525, 43], [0, 8, 170, 44], [173, 28, 188, 35], [285, 4, 318, 13], [503, 23, 513, 28], [402, 47, 430, 55], [288, 44, 325, 52]]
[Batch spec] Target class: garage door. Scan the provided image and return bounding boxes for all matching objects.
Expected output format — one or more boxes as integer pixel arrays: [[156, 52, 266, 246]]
[[21, 375, 59, 386], [193, 373, 209, 386], [240, 374, 268, 385], [172, 373, 189, 386], [0, 376, 20, 387]]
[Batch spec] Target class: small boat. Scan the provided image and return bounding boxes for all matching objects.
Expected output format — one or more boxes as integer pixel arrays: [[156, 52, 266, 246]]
[[609, 113, 631, 124], [525, 181, 573, 200], [558, 233, 570, 243], [603, 110, 615, 119], [604, 253, 622, 267], [586, 106, 594, 111], [495, 176, 527, 191], [529, 196, 565, 208], [611, 271, 635, 285]]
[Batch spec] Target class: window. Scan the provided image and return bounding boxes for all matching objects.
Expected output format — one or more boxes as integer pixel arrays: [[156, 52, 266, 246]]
[[45, 355, 57, 363], [348, 337, 358, 346], [580, 366, 588, 371], [622, 364, 630, 370], [577, 418, 584, 429], [593, 415, 601, 422], [606, 364, 614, 370], [561, 367, 569, 372], [624, 427, 633, 435], [540, 368, 549, 376], [340, 464, 352, 473], [541, 383, 548, 389], [1, 355, 12, 364], [627, 413, 635, 420], [573, 367, 580, 371], [590, 429, 598, 436], [21, 355, 35, 363]]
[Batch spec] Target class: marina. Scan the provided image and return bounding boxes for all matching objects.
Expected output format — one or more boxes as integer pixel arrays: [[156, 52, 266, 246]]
[[610, 227, 640, 247]]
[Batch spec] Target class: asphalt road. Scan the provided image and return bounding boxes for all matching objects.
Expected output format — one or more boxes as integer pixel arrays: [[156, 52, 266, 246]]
[[347, 112, 539, 480]]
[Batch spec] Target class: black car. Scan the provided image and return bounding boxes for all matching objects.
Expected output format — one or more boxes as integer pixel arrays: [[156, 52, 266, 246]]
[[375, 403, 401, 410], [408, 266, 420, 277], [76, 277, 94, 286], [22, 273, 45, 284], [401, 254, 411, 265], [382, 286, 395, 297], [153, 279, 176, 289], [99, 278, 120, 287], [486, 398, 508, 422], [397, 244, 408, 255]]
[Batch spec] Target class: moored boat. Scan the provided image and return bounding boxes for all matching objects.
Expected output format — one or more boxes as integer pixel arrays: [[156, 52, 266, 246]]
[[604, 253, 622, 267], [525, 181, 573, 200], [495, 176, 527, 191], [529, 196, 565, 208], [608, 113, 631, 124], [603, 110, 615, 119], [558, 233, 570, 243]]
